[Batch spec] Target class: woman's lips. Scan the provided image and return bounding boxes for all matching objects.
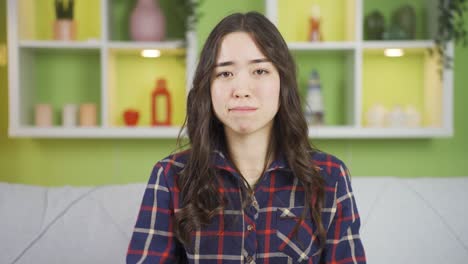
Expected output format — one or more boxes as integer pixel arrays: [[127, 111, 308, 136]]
[[229, 106, 257, 113]]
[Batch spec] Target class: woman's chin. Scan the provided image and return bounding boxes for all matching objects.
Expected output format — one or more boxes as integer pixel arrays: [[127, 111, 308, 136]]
[[227, 123, 263, 136], [234, 126, 254, 135]]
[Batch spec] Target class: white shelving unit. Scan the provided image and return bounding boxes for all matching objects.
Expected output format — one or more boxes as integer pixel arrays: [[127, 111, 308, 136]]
[[362, 40, 436, 49], [288, 42, 356, 50], [10, 126, 184, 138], [107, 40, 185, 50], [7, 0, 197, 138], [19, 40, 102, 49], [7, 0, 454, 138], [266, 0, 453, 139]]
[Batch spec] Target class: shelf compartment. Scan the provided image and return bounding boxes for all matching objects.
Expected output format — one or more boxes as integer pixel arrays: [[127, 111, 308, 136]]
[[108, 0, 187, 41], [107, 48, 187, 128], [362, 47, 442, 128], [278, 0, 356, 42], [18, 48, 101, 127], [363, 0, 438, 41], [291, 50, 356, 126], [18, 0, 101, 41]]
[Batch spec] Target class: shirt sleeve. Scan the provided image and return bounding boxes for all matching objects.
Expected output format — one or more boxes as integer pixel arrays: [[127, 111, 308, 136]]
[[322, 160, 367, 264], [126, 162, 186, 263]]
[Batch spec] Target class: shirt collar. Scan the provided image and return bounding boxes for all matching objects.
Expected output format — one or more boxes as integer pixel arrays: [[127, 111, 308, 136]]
[[212, 149, 290, 175]]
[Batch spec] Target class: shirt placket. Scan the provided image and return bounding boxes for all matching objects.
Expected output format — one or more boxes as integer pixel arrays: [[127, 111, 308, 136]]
[[242, 190, 260, 263], [243, 165, 284, 264], [214, 151, 288, 264]]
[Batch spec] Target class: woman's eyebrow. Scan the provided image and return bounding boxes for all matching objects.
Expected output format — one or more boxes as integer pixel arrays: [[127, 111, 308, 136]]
[[249, 58, 270, 64], [215, 58, 270, 67]]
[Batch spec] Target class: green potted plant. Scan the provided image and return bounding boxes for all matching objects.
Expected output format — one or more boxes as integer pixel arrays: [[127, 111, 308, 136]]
[[53, 0, 76, 41], [173, 0, 203, 32], [434, 0, 468, 69]]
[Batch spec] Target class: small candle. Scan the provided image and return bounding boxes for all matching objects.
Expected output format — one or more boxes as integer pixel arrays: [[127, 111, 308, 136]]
[[79, 103, 97, 126], [62, 104, 78, 127], [35, 104, 53, 127]]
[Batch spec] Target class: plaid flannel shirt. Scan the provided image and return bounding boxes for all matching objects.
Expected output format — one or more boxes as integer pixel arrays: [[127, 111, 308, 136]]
[[127, 150, 366, 263]]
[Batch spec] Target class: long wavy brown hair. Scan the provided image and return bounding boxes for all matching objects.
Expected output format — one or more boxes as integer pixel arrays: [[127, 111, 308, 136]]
[[175, 11, 326, 250]]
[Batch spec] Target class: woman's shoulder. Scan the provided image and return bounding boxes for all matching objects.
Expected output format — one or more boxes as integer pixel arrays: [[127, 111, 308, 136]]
[[309, 150, 351, 186], [153, 149, 190, 175]]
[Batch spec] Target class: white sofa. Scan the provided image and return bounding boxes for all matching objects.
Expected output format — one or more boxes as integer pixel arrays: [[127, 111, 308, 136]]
[[1, 177, 467, 264]]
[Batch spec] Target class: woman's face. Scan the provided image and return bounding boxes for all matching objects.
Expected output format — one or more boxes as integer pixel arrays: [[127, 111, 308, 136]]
[[210, 32, 280, 137]]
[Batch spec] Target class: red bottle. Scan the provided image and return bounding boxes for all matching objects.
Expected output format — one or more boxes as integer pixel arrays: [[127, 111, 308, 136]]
[[151, 78, 172, 126]]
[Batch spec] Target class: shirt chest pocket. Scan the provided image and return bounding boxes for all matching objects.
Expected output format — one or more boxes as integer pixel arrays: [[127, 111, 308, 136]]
[[275, 207, 322, 263]]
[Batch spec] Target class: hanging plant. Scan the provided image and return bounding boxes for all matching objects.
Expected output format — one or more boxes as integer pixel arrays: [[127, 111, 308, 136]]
[[433, 0, 468, 69], [172, 0, 204, 33]]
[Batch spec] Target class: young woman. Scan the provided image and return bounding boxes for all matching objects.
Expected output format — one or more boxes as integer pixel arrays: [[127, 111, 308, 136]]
[[127, 12, 366, 264]]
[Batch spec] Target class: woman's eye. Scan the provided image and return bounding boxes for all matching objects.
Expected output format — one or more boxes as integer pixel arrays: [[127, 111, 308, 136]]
[[216, 72, 232, 78], [254, 69, 269, 75]]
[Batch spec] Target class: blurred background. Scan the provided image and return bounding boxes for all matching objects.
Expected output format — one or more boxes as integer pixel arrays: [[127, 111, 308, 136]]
[[1, 1, 468, 263], [0, 0, 467, 186]]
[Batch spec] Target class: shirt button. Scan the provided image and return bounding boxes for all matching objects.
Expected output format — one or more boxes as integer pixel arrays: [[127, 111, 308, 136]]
[[246, 256, 254, 263], [247, 224, 254, 231], [252, 200, 258, 207]]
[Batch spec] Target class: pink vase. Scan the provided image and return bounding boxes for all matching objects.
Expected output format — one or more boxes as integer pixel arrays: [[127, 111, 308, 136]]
[[53, 19, 77, 41], [130, 0, 166, 41]]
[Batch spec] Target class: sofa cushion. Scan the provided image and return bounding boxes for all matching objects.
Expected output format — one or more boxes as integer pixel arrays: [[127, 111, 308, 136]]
[[0, 182, 145, 264], [353, 177, 468, 264], [1, 177, 467, 264]]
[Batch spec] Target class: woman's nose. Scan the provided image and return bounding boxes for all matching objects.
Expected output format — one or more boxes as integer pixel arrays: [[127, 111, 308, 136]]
[[233, 73, 252, 98], [234, 88, 250, 98]]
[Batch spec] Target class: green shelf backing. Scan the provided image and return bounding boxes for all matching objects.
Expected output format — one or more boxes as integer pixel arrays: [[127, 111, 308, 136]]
[[31, 49, 101, 125], [292, 50, 352, 126], [196, 0, 265, 50]]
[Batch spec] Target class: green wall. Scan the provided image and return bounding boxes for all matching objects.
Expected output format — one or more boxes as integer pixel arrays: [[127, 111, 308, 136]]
[[0, 0, 467, 186]]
